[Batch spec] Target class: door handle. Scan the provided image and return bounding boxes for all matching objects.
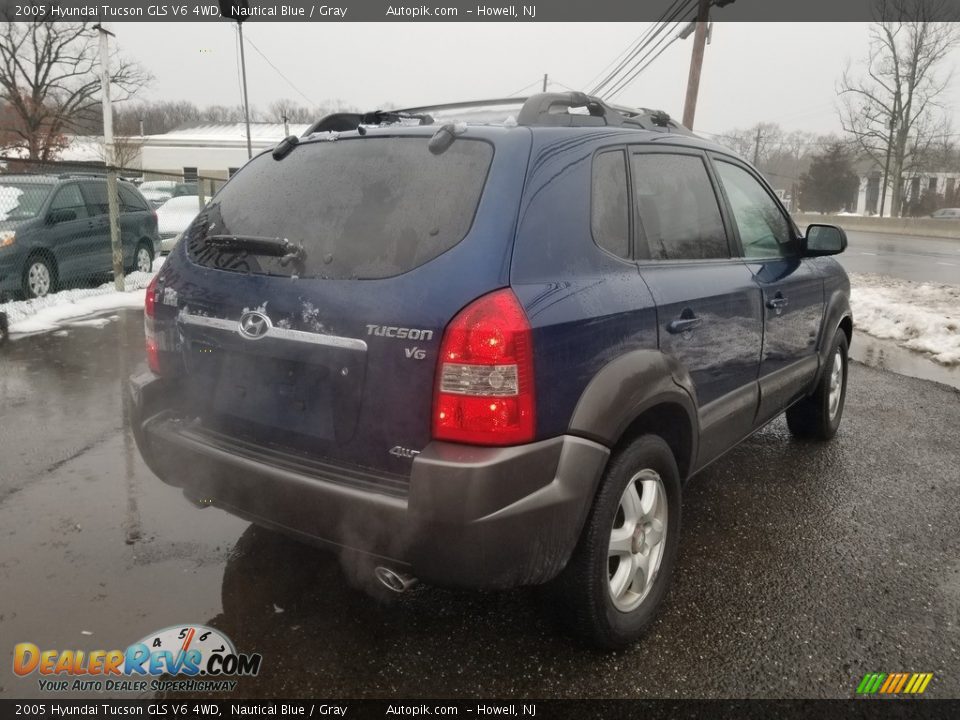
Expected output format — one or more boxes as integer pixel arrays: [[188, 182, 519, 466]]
[[667, 316, 703, 334], [766, 295, 788, 310]]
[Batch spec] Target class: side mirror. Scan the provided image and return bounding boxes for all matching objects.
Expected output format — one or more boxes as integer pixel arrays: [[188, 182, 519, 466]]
[[48, 208, 77, 224], [804, 223, 847, 256]]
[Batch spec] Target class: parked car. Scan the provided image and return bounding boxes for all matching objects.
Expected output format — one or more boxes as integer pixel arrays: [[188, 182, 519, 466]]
[[0, 174, 159, 299], [156, 195, 204, 254], [171, 182, 199, 198], [930, 207, 960, 219], [129, 93, 851, 649], [138, 180, 178, 208]]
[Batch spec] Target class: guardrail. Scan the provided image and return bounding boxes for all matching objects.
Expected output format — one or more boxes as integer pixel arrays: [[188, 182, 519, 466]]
[[792, 213, 960, 240]]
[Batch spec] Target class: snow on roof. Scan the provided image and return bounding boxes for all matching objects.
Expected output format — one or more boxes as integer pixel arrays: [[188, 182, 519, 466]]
[[2, 136, 106, 163]]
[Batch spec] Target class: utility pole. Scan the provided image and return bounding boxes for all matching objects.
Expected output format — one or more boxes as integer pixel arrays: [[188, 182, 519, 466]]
[[217, 2, 252, 157], [681, 0, 711, 129], [237, 21, 252, 159], [94, 21, 124, 291], [542, 73, 548, 92], [879, 116, 896, 218], [752, 126, 762, 166], [283, 114, 289, 137]]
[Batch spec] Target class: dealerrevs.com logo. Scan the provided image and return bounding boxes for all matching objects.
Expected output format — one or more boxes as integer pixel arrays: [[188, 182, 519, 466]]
[[13, 625, 262, 693]]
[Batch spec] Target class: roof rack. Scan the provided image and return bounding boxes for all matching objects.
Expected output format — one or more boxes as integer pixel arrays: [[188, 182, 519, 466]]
[[57, 172, 106, 179], [301, 92, 690, 136]]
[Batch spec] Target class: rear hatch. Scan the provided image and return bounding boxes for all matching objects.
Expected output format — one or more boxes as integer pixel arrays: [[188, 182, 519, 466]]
[[150, 127, 530, 479]]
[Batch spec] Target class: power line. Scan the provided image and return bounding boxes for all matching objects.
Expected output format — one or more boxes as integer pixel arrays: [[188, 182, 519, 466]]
[[506, 78, 544, 97], [548, 78, 580, 92], [241, 29, 316, 106], [604, 15, 697, 100], [584, 6, 681, 94], [590, 0, 691, 97], [598, 0, 700, 100]]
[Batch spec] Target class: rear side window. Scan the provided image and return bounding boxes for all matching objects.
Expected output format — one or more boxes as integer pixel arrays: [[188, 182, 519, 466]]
[[631, 153, 728, 261], [119, 185, 149, 212], [591, 150, 630, 259], [188, 137, 494, 280], [81, 182, 109, 216]]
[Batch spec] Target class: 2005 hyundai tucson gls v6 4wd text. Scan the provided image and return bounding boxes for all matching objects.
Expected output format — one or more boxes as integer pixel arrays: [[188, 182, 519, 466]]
[[129, 93, 851, 649]]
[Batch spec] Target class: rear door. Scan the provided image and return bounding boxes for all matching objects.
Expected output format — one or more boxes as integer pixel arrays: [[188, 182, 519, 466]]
[[78, 181, 114, 273], [711, 157, 823, 425], [631, 147, 763, 468], [45, 183, 94, 281]]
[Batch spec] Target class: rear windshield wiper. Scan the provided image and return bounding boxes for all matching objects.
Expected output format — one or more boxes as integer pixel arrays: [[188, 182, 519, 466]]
[[205, 234, 306, 269]]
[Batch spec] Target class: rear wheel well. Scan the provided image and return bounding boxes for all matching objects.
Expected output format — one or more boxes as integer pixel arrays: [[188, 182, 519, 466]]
[[614, 403, 694, 480]]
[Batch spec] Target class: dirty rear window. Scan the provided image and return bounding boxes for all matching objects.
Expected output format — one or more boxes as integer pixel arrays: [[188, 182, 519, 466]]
[[187, 136, 493, 279]]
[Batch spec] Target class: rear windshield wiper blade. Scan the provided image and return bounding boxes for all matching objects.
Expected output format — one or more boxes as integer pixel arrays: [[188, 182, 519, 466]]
[[205, 234, 306, 268]]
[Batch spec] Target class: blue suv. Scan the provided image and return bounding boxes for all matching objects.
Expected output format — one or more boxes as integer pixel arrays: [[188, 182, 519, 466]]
[[129, 93, 851, 648]]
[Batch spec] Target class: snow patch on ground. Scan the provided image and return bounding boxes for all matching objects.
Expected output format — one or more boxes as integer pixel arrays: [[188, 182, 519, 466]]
[[1, 257, 164, 336], [850, 273, 960, 366]]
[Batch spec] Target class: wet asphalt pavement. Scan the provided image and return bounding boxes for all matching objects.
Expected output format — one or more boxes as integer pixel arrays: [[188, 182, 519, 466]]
[[1, 310, 959, 700], [839, 231, 960, 284]]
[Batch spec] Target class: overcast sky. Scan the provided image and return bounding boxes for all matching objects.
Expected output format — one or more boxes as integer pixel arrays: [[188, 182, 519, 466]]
[[111, 22, 960, 136]]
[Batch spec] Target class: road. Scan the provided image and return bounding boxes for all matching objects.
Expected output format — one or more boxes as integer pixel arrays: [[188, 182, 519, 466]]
[[1, 311, 959, 699], [838, 230, 960, 284]]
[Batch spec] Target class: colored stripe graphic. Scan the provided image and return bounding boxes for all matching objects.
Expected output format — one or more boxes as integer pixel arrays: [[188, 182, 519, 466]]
[[857, 672, 933, 695]]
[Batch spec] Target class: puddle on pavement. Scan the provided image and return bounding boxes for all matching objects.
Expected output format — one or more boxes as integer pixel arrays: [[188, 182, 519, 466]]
[[850, 333, 960, 390], [0, 428, 250, 699]]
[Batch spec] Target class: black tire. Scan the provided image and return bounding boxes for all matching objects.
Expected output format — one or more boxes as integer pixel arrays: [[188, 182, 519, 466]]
[[131, 241, 154, 274], [21, 253, 56, 299], [547, 434, 682, 650], [786, 329, 849, 440]]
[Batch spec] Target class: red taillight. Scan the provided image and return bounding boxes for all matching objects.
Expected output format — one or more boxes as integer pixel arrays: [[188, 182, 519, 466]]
[[144, 274, 160, 374], [433, 289, 536, 446]]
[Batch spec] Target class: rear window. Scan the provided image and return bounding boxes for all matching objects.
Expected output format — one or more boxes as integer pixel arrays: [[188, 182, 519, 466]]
[[187, 136, 494, 280]]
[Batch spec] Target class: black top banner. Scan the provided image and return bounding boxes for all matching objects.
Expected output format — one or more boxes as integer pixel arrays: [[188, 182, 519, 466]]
[[1, 0, 959, 22]]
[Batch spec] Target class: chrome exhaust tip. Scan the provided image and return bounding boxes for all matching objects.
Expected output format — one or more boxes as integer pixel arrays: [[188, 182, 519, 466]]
[[374, 566, 418, 593]]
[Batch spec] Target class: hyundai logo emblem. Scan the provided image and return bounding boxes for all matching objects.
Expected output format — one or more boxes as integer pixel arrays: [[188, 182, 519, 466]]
[[238, 311, 271, 340]]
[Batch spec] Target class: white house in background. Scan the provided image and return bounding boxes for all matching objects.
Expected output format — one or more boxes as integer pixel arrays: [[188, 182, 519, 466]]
[[854, 170, 960, 216], [139, 123, 310, 182]]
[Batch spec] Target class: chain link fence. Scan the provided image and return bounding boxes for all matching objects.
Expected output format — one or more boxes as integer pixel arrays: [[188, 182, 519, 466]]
[[0, 157, 227, 302]]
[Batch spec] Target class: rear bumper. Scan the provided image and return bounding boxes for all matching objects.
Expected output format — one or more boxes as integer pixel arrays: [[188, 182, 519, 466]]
[[128, 371, 610, 589]]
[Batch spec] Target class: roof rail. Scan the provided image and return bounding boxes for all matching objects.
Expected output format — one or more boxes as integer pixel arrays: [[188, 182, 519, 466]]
[[301, 92, 690, 135]]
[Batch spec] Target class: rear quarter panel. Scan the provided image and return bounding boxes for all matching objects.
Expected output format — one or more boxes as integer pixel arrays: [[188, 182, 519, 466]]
[[510, 129, 661, 441]]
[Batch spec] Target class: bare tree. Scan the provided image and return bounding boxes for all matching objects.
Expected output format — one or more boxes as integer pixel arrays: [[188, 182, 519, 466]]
[[0, 19, 150, 161], [267, 98, 315, 124], [839, 0, 960, 216], [103, 135, 143, 171]]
